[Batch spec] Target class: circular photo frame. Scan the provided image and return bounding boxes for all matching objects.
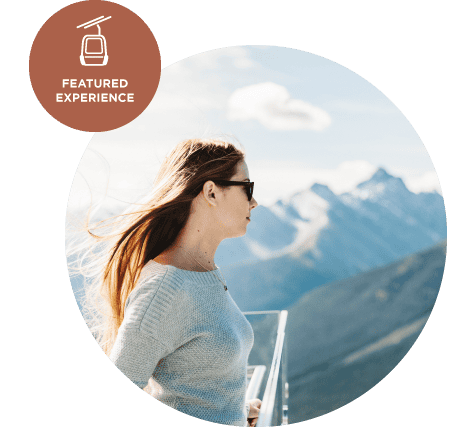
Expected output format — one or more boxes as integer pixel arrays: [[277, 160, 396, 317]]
[[66, 46, 446, 426]]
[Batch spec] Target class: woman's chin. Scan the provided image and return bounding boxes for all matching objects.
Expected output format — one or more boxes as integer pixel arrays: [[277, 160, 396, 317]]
[[225, 229, 246, 239], [236, 226, 248, 238]]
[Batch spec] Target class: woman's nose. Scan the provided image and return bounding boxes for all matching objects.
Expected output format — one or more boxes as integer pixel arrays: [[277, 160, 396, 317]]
[[250, 198, 258, 209]]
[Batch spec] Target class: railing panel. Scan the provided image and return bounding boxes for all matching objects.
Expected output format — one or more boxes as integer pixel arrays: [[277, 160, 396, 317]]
[[244, 310, 288, 427]]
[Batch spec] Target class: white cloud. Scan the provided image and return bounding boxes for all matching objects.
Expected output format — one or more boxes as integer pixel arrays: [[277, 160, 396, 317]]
[[155, 47, 256, 112], [227, 82, 332, 131], [403, 171, 442, 194], [249, 159, 377, 205]]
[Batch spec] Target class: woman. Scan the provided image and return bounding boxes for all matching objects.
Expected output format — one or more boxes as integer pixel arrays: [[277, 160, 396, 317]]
[[83, 138, 260, 426]]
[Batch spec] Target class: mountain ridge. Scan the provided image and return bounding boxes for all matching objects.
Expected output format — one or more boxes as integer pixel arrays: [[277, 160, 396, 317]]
[[221, 167, 446, 310], [216, 166, 445, 270]]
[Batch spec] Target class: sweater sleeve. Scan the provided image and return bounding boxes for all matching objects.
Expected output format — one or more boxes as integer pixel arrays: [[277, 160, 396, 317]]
[[109, 327, 171, 389], [109, 267, 187, 389]]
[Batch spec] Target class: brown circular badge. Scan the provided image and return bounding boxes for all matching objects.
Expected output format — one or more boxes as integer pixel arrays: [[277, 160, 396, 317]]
[[29, 0, 161, 132]]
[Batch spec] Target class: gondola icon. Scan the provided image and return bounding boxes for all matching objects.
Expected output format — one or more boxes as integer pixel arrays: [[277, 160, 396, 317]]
[[77, 16, 112, 66]]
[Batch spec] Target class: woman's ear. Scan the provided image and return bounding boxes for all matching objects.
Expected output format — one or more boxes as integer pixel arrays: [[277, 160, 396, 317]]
[[203, 181, 218, 207]]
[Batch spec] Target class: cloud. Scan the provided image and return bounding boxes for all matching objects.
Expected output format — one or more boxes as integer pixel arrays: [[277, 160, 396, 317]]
[[227, 82, 332, 131], [156, 47, 256, 111], [249, 159, 377, 205], [403, 171, 442, 194], [136, 50, 248, 116]]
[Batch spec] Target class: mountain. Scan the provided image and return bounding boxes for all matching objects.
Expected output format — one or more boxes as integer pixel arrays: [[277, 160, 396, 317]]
[[285, 240, 446, 422], [222, 168, 446, 311], [245, 241, 446, 423]]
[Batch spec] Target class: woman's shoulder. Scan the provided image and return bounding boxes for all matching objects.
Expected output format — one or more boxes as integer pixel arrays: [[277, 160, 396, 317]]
[[122, 261, 197, 331], [133, 260, 224, 297], [121, 262, 194, 346], [138, 260, 186, 291], [125, 261, 188, 311], [123, 261, 225, 329]]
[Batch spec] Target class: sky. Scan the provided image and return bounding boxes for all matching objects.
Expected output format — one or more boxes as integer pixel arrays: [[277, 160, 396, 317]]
[[70, 46, 440, 214]]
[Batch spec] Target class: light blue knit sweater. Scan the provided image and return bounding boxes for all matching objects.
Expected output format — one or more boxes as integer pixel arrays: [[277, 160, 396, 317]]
[[109, 260, 254, 426]]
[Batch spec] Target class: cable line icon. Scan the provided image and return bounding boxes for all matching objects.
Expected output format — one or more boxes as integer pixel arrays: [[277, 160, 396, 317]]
[[77, 16, 112, 66]]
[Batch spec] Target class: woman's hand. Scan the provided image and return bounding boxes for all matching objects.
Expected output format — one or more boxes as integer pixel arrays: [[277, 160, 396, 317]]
[[247, 398, 262, 427]]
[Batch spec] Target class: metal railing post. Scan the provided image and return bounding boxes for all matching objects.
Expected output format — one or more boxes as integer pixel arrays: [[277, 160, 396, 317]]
[[255, 310, 288, 427]]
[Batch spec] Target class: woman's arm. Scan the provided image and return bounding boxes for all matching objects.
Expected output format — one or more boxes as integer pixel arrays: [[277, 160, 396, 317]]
[[109, 268, 187, 388], [109, 327, 171, 389]]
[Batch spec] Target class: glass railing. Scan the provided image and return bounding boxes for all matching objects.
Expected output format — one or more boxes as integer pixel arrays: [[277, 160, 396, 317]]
[[244, 310, 288, 427]]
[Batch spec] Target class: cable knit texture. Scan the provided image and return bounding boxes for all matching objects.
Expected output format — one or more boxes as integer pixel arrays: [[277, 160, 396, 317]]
[[109, 260, 254, 426]]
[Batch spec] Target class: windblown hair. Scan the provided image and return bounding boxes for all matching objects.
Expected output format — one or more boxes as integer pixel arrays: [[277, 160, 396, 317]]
[[70, 138, 245, 355]]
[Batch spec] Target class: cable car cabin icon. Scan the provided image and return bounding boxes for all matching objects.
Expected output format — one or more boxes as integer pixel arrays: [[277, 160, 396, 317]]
[[77, 16, 112, 66]]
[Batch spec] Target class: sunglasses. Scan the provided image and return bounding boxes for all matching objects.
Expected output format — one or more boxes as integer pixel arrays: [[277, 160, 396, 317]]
[[213, 180, 254, 201]]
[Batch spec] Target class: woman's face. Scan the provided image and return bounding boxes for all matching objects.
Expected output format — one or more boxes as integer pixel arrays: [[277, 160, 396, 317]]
[[216, 160, 258, 238]]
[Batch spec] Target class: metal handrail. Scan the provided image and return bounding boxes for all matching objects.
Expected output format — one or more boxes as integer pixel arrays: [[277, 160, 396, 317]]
[[246, 365, 267, 400], [254, 310, 288, 427]]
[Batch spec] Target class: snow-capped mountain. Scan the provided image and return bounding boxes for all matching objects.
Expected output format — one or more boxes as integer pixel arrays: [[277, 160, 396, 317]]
[[218, 167, 445, 269], [220, 167, 446, 310]]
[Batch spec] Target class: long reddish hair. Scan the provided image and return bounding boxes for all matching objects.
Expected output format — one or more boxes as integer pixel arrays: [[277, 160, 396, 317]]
[[72, 138, 245, 355]]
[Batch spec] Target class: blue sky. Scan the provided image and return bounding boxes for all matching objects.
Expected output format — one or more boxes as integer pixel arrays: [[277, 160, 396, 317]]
[[73, 46, 439, 210]]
